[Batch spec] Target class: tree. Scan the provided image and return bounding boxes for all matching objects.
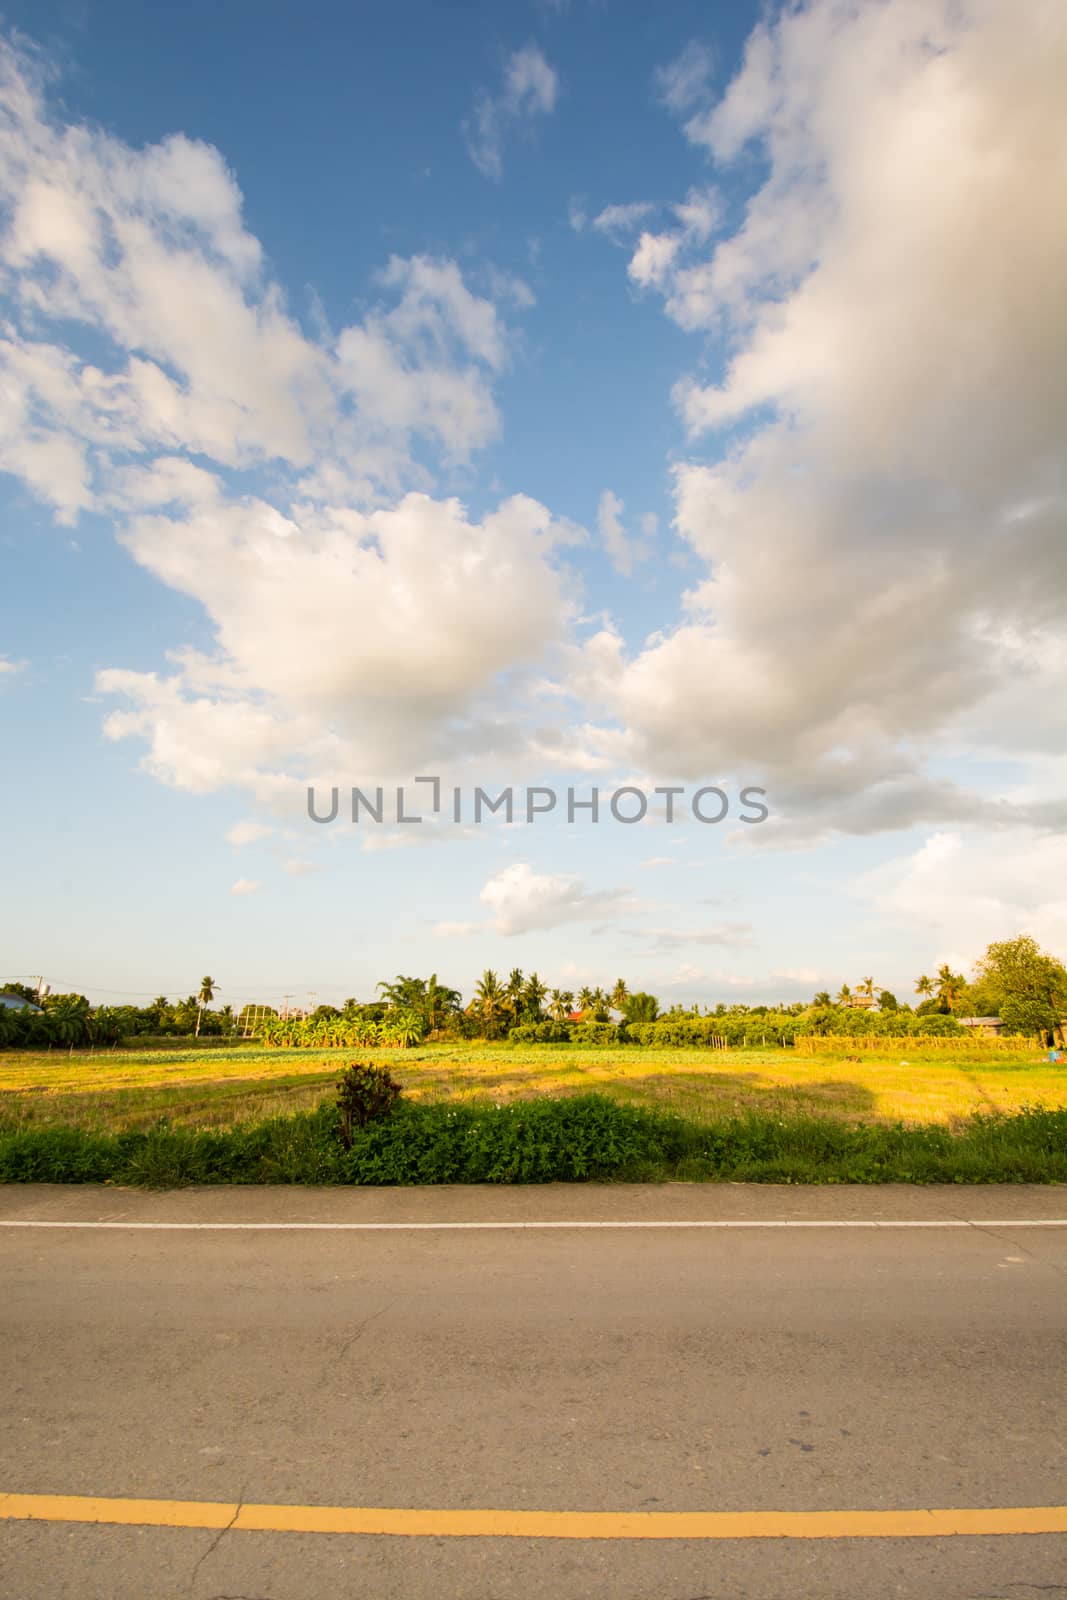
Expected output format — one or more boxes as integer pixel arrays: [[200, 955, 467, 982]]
[[623, 991, 659, 1024], [548, 988, 574, 1021], [504, 968, 526, 1026], [576, 985, 595, 1017], [473, 970, 505, 1036], [522, 972, 548, 1022], [835, 984, 853, 1007], [194, 976, 216, 1038], [915, 975, 934, 1001], [858, 976, 876, 1001], [812, 991, 832, 1008], [610, 978, 629, 1014], [973, 935, 1067, 1043], [878, 989, 899, 1013], [935, 964, 965, 1012]]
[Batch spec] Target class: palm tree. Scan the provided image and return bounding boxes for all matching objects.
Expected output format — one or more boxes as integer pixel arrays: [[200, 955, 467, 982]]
[[576, 985, 595, 1017], [859, 976, 876, 1000], [195, 975, 216, 1037], [504, 967, 525, 1026], [424, 973, 460, 1032], [813, 991, 832, 1008], [915, 974, 934, 1000], [936, 964, 964, 1012], [474, 970, 505, 1036], [835, 983, 853, 1007], [591, 986, 610, 1019], [523, 972, 548, 1021], [610, 978, 629, 1014]]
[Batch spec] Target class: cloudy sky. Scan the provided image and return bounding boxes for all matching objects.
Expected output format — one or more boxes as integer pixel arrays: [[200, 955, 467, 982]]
[[1, 0, 1064, 1010]]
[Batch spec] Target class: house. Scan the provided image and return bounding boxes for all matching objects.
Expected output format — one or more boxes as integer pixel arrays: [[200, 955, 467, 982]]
[[0, 993, 43, 1014], [957, 1016, 1004, 1036]]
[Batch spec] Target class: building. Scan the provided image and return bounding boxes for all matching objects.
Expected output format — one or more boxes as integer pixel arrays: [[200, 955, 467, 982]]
[[957, 1016, 1004, 1036], [0, 992, 43, 1015]]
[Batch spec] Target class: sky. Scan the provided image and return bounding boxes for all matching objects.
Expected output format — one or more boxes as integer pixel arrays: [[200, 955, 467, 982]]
[[0, 0, 1065, 1013]]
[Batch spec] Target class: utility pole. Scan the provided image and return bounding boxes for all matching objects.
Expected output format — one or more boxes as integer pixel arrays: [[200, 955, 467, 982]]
[[281, 993, 293, 1020]]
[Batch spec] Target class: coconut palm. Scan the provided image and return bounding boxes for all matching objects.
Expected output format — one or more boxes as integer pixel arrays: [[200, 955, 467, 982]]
[[195, 976, 216, 1037], [936, 965, 965, 1012], [915, 974, 934, 1000], [474, 970, 505, 1035], [858, 976, 876, 1000], [504, 968, 526, 1025], [835, 983, 853, 1007], [812, 991, 832, 1008], [610, 978, 629, 1014], [576, 985, 595, 1017], [523, 972, 548, 1021]]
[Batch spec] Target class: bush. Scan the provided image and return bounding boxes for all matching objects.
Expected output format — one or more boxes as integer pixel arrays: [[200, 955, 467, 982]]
[[910, 1012, 963, 1036], [508, 1020, 573, 1044], [335, 1062, 403, 1149], [568, 1021, 621, 1046], [3, 1099, 1066, 1187]]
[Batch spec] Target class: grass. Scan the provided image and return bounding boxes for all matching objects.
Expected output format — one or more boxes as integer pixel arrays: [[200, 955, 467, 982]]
[[2, 1039, 1064, 1135], [1, 1095, 1065, 1187]]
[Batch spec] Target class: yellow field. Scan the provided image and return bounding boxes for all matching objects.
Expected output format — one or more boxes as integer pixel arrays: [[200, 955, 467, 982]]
[[1, 1040, 1064, 1133]]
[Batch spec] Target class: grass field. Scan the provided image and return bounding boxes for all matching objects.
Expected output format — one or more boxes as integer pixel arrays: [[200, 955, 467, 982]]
[[2, 1039, 1064, 1134]]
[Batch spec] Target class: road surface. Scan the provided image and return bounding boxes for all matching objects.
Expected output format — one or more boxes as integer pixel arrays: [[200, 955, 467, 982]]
[[1, 1182, 1065, 1599]]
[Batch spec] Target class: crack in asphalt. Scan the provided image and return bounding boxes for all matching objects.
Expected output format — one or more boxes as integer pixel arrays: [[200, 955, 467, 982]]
[[188, 1486, 245, 1596], [337, 1297, 399, 1361]]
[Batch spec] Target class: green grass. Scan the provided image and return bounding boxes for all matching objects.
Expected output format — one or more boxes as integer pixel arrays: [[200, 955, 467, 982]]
[[1, 1095, 1065, 1188]]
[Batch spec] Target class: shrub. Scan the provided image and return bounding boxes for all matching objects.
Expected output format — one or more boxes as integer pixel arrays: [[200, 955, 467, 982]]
[[569, 1021, 623, 1046], [910, 1012, 963, 1036], [508, 1020, 573, 1044], [335, 1062, 403, 1149]]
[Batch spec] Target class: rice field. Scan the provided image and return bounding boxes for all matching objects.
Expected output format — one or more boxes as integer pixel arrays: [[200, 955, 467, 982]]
[[1, 1038, 1063, 1134]]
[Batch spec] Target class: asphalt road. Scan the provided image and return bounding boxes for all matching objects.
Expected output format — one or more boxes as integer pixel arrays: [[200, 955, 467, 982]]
[[1, 1183, 1065, 1600]]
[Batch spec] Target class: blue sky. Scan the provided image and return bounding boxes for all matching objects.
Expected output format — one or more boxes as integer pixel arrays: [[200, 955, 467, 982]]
[[1, 0, 1064, 1011]]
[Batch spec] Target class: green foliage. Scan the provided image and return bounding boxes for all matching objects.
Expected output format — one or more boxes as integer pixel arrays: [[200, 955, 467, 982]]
[[623, 991, 659, 1024], [2, 1099, 1065, 1187], [999, 995, 1060, 1039], [508, 1020, 573, 1043], [335, 1061, 402, 1149], [569, 1021, 624, 1046], [258, 1009, 423, 1049], [911, 1012, 963, 1036]]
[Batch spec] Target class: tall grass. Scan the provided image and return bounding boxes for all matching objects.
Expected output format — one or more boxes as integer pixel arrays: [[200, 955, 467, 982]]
[[1, 1096, 1064, 1188]]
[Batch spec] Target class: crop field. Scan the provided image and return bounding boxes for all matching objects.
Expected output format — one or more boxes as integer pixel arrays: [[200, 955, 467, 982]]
[[1, 1039, 1064, 1135]]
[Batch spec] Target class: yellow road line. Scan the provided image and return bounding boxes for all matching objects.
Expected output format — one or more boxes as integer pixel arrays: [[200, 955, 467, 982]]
[[2, 1494, 1067, 1540]]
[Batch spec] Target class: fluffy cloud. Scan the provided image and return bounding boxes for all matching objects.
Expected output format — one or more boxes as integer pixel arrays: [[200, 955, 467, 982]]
[[856, 830, 1067, 972], [479, 862, 633, 936], [585, 0, 1067, 840], [225, 820, 273, 847], [595, 488, 654, 578], [230, 878, 261, 896], [464, 45, 559, 180], [0, 654, 25, 675], [0, 42, 576, 797]]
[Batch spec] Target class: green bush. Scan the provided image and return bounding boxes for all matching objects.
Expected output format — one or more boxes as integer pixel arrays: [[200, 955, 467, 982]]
[[569, 1021, 623, 1046], [508, 1020, 573, 1043], [2, 1097, 1065, 1188], [335, 1062, 403, 1149], [910, 1012, 963, 1036]]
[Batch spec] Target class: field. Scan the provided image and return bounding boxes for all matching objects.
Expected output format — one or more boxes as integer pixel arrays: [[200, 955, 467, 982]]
[[1, 1039, 1064, 1135]]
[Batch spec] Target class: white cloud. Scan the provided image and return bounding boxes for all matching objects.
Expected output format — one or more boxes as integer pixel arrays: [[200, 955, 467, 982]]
[[230, 878, 261, 896], [654, 41, 715, 116], [856, 830, 1067, 972], [479, 861, 632, 936], [582, 0, 1067, 840], [596, 489, 654, 578], [465, 45, 559, 180], [0, 654, 26, 675], [640, 856, 677, 869], [591, 202, 654, 237], [282, 858, 317, 876], [226, 819, 274, 847]]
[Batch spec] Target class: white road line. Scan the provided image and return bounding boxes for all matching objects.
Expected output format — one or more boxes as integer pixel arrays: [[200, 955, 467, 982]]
[[1, 1219, 1065, 1231]]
